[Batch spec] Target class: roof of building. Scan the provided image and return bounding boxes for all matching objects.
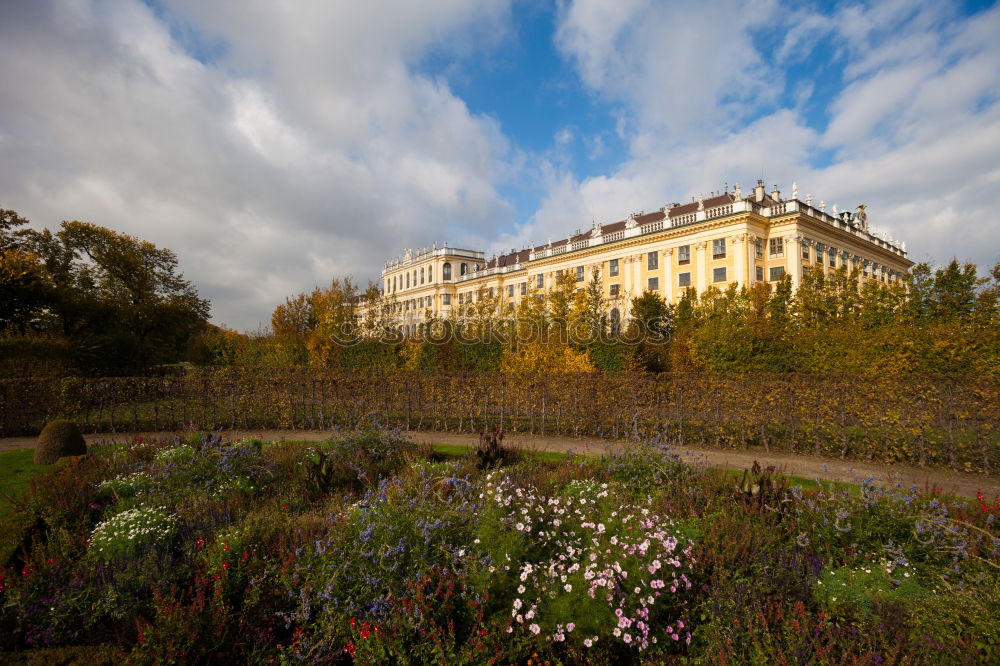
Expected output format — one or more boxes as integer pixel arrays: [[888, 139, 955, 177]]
[[479, 190, 784, 271]]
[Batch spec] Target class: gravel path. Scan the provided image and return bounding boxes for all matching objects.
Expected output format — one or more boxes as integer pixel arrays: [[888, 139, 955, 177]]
[[3, 428, 997, 500]]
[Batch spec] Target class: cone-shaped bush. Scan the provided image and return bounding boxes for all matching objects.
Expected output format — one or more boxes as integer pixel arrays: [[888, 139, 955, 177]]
[[34, 419, 87, 465]]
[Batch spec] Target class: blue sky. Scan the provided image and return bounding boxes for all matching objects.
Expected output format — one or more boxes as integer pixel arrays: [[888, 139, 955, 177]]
[[1, 0, 999, 330]]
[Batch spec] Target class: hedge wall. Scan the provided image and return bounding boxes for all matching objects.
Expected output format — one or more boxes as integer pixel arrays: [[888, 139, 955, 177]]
[[1, 369, 997, 472]]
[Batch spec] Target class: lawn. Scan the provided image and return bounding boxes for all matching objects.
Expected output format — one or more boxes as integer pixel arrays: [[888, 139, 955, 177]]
[[0, 449, 48, 515], [1, 430, 998, 664]]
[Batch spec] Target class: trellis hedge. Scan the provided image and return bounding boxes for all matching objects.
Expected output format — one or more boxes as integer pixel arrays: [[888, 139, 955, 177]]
[[1, 369, 997, 472]]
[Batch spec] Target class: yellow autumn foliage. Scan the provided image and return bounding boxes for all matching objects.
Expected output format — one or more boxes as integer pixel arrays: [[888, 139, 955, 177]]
[[500, 340, 595, 375]]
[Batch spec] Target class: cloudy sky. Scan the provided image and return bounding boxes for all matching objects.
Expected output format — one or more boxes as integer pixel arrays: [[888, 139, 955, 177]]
[[2, 0, 998, 330]]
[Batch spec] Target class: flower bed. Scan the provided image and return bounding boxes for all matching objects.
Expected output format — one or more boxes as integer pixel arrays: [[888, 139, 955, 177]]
[[1, 429, 997, 663]]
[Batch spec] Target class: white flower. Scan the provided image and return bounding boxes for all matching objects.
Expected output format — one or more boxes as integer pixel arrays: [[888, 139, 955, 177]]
[[564, 584, 572, 592], [529, 623, 540, 635]]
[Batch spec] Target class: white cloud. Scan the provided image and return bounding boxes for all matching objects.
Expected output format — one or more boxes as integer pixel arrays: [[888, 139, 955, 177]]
[[0, 0, 517, 329]]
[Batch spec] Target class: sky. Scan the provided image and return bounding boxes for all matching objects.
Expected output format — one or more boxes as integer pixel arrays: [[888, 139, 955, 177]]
[[1, 0, 998, 331]]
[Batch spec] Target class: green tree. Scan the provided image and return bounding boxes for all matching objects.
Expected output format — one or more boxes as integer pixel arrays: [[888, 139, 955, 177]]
[[14, 220, 209, 373]]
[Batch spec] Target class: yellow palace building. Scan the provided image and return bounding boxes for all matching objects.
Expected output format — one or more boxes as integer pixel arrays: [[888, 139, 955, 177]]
[[367, 181, 912, 334]]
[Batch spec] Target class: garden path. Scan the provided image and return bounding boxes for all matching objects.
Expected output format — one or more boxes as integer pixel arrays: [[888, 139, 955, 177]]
[[1, 429, 997, 500]]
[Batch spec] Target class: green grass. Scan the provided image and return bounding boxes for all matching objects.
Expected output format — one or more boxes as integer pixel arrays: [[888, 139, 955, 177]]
[[426, 442, 863, 492], [426, 442, 575, 464], [719, 467, 859, 494], [0, 448, 51, 566], [0, 449, 47, 517]]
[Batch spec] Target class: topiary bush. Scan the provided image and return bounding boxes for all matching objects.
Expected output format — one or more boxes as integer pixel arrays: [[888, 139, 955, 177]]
[[33, 419, 86, 465]]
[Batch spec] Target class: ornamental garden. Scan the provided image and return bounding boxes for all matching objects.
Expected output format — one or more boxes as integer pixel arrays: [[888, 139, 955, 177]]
[[1, 427, 998, 664]]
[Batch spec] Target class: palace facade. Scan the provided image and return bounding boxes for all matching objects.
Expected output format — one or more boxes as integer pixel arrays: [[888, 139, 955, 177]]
[[364, 181, 912, 334]]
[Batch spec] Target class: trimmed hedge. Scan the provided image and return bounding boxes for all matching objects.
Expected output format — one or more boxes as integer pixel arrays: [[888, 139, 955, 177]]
[[1, 369, 997, 472]]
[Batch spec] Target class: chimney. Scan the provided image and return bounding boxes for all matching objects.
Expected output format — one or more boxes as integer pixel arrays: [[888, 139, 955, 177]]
[[771, 185, 781, 201], [754, 179, 765, 203]]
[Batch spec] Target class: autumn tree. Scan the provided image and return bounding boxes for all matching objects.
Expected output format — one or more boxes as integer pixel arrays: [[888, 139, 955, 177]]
[[0, 210, 49, 334], [305, 278, 359, 367]]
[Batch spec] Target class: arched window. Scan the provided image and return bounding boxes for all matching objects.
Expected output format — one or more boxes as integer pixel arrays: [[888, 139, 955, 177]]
[[392, 276, 396, 292], [461, 263, 468, 276], [405, 273, 409, 288], [413, 270, 417, 286], [421, 268, 425, 284], [443, 262, 452, 280], [428, 266, 433, 282]]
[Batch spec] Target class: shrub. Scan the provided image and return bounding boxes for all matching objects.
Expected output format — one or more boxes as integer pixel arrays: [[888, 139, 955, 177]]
[[33, 420, 86, 465]]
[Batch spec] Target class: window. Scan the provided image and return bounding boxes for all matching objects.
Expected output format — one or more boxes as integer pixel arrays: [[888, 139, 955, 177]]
[[769, 266, 786, 281], [647, 251, 658, 270], [576, 266, 585, 282], [829, 247, 836, 267], [443, 294, 451, 305], [392, 276, 396, 292], [713, 267, 727, 282], [647, 277, 659, 291], [756, 265, 764, 282], [418, 297, 423, 308], [609, 284, 620, 297], [405, 273, 410, 288], [769, 238, 783, 257], [678, 245, 690, 264], [428, 266, 433, 281], [488, 287, 494, 298], [801, 240, 810, 260], [814, 244, 823, 264], [609, 258, 619, 277], [508, 284, 514, 298], [536, 274, 544, 289], [755, 238, 763, 259], [520, 282, 526, 296], [678, 272, 691, 287], [460, 263, 468, 276], [442, 263, 451, 280], [712, 238, 726, 259], [458, 293, 464, 305], [413, 270, 417, 285]]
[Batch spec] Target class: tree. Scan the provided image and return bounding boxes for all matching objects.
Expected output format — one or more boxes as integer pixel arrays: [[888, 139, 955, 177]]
[[569, 267, 606, 344], [305, 278, 359, 367], [12, 219, 209, 373], [930, 260, 980, 322], [1, 210, 49, 334]]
